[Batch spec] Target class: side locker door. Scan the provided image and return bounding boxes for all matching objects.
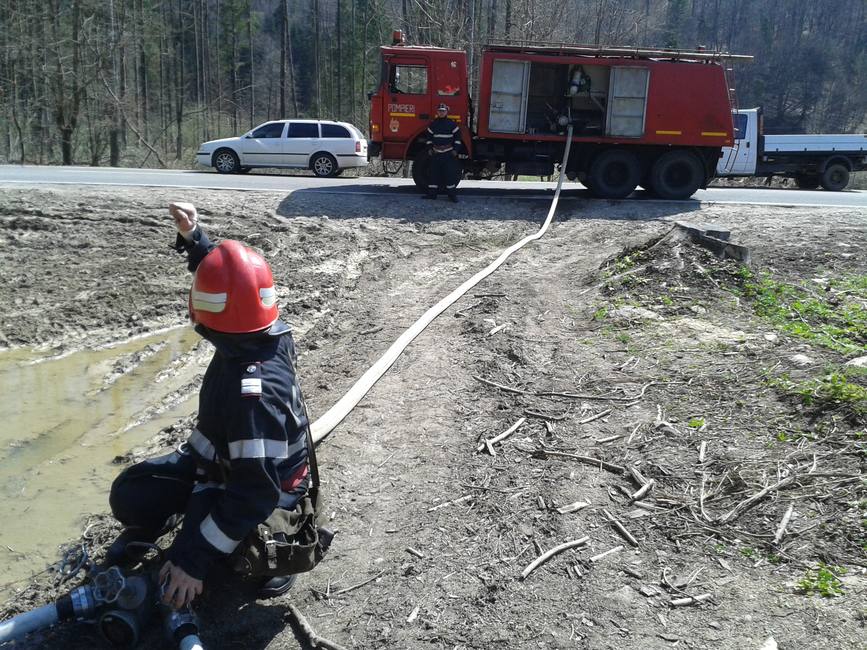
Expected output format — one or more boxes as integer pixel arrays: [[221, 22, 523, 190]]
[[383, 55, 431, 151], [606, 67, 650, 137], [488, 59, 530, 133]]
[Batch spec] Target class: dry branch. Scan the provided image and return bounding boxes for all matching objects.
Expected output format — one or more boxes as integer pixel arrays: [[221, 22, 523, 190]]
[[520, 537, 590, 579], [578, 409, 612, 424], [286, 604, 349, 650], [427, 494, 473, 512], [715, 476, 796, 525], [603, 509, 639, 546], [670, 593, 712, 607], [477, 417, 526, 453], [535, 450, 625, 474], [772, 504, 795, 545], [557, 500, 590, 514], [589, 545, 623, 563], [630, 479, 655, 502]]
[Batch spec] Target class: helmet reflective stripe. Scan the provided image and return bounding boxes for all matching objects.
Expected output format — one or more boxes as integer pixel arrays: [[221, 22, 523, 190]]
[[259, 286, 276, 308], [191, 289, 227, 313]]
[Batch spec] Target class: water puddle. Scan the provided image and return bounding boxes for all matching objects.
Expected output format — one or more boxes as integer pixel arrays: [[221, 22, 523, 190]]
[[0, 327, 205, 595]]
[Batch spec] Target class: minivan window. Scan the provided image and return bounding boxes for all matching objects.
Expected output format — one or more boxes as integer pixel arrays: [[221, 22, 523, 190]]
[[250, 122, 285, 138], [287, 123, 319, 138], [321, 124, 351, 138]]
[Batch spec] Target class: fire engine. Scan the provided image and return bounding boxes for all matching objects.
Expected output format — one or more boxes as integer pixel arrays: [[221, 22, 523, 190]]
[[368, 32, 752, 200]]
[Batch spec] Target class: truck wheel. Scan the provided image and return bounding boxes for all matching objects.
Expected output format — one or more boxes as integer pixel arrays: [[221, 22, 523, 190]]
[[411, 153, 432, 191], [820, 164, 849, 191], [587, 150, 640, 199], [650, 150, 703, 200], [213, 148, 240, 174], [794, 174, 819, 190]]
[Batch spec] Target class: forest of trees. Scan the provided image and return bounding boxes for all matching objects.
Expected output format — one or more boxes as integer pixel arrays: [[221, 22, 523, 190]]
[[1, 0, 865, 167]]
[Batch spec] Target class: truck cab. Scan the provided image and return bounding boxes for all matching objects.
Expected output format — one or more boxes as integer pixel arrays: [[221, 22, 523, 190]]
[[368, 40, 471, 162], [717, 108, 761, 175]]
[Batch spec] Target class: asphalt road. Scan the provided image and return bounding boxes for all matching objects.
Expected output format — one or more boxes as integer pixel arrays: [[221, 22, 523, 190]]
[[2, 164, 866, 209]]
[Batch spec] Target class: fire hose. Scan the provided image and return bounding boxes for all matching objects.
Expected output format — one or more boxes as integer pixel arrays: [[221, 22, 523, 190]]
[[0, 547, 203, 649], [310, 125, 574, 444]]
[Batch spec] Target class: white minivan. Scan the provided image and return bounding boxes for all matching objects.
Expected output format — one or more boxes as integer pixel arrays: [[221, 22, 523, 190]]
[[196, 119, 368, 177]]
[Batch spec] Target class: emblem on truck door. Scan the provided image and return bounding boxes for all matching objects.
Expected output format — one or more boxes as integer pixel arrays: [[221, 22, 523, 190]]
[[389, 119, 400, 133]]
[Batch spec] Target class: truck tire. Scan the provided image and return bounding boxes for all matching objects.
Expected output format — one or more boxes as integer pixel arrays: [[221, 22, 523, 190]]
[[649, 150, 703, 200], [587, 150, 640, 199], [213, 148, 240, 174], [411, 152, 432, 191], [820, 163, 849, 191], [794, 174, 819, 190]]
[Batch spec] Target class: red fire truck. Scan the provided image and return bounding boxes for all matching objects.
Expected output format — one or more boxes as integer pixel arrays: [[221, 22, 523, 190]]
[[368, 33, 751, 199]]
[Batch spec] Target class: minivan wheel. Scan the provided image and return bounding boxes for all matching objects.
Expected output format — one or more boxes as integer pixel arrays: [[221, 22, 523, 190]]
[[213, 149, 240, 174], [311, 153, 339, 178]]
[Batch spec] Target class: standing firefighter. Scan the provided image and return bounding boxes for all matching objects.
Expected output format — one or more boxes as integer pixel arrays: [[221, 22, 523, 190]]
[[423, 102, 463, 202], [108, 202, 330, 609]]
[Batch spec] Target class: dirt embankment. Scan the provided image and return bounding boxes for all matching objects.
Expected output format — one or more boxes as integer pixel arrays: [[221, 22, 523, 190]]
[[0, 186, 864, 649]]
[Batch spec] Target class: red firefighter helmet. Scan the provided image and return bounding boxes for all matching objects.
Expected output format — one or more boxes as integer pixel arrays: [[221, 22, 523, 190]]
[[189, 240, 279, 333]]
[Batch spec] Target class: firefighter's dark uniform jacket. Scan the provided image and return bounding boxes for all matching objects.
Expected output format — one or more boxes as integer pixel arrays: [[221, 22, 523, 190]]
[[425, 116, 462, 154], [110, 228, 309, 581]]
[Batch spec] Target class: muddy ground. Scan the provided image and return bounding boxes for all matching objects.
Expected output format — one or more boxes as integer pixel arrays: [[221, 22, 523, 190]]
[[0, 185, 864, 649]]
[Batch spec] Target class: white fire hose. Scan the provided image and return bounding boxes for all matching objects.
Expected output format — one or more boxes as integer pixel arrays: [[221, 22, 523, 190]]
[[310, 125, 574, 443]]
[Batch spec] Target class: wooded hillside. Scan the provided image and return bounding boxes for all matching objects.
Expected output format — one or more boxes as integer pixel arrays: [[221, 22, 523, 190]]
[[1, 0, 865, 167]]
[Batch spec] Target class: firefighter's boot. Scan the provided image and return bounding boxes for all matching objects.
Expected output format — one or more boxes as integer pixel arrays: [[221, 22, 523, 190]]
[[257, 574, 298, 599]]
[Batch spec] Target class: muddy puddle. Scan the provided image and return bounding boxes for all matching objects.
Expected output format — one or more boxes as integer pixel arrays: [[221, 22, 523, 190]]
[[0, 327, 204, 594]]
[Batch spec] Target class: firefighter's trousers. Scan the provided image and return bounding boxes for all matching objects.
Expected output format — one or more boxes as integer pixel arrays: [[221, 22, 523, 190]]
[[427, 151, 460, 198], [109, 446, 306, 559]]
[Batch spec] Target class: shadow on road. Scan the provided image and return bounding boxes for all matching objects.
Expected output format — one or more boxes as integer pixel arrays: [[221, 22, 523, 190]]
[[276, 183, 703, 223]]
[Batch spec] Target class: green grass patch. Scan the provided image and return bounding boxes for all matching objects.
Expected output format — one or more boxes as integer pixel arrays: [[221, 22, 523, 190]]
[[769, 367, 867, 420], [797, 563, 846, 597], [736, 270, 867, 355]]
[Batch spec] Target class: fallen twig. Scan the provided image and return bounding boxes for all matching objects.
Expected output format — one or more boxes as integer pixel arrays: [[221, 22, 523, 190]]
[[630, 479, 655, 502], [315, 570, 386, 599], [589, 545, 623, 563], [535, 450, 625, 474], [556, 500, 590, 514], [286, 604, 349, 650], [715, 476, 796, 525], [670, 593, 712, 607], [603, 509, 639, 546], [520, 537, 590, 579], [427, 494, 473, 512], [578, 409, 612, 425], [473, 376, 655, 402], [477, 417, 526, 454], [772, 504, 795, 545]]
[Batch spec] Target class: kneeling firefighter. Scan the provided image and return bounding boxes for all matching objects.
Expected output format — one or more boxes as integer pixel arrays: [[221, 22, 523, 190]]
[[422, 102, 463, 202], [108, 202, 331, 610]]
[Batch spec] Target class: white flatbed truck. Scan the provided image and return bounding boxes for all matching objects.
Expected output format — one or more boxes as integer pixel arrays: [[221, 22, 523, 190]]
[[717, 108, 867, 190]]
